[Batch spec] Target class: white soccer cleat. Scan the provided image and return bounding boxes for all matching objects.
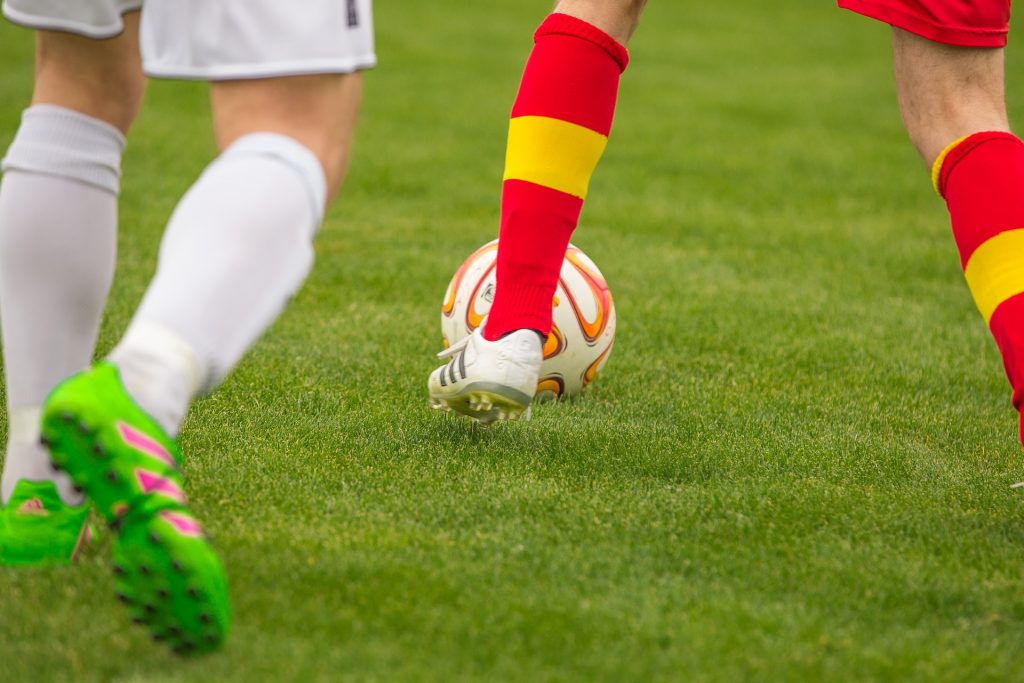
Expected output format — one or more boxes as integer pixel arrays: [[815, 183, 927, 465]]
[[428, 328, 543, 425]]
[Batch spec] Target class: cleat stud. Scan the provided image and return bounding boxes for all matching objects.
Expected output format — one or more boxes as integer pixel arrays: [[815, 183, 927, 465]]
[[157, 589, 170, 600], [113, 563, 126, 576], [152, 632, 166, 642], [199, 613, 211, 624], [139, 564, 151, 575], [39, 435, 52, 448], [92, 443, 107, 457], [187, 587, 199, 599], [72, 485, 84, 495], [76, 421, 92, 435], [172, 560, 185, 573], [205, 634, 218, 644], [148, 532, 161, 545], [131, 616, 146, 625], [144, 604, 156, 615], [50, 461, 62, 473], [173, 642, 195, 656], [60, 411, 74, 424], [116, 592, 132, 604], [106, 471, 118, 483]]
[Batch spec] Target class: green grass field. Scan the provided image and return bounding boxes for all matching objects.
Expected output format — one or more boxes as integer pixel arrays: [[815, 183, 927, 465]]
[[4, 2, 1024, 681]]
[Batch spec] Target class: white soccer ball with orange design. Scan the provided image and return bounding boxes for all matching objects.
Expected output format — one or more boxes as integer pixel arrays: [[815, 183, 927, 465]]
[[440, 239, 616, 400]]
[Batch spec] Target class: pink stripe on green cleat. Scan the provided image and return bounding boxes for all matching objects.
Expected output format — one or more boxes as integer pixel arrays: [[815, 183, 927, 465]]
[[40, 362, 230, 654]]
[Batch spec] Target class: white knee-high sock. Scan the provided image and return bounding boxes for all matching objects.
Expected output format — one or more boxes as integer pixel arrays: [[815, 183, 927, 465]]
[[110, 133, 326, 436], [0, 106, 123, 505]]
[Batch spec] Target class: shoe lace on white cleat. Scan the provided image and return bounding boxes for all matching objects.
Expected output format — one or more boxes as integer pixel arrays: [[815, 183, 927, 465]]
[[436, 335, 471, 360]]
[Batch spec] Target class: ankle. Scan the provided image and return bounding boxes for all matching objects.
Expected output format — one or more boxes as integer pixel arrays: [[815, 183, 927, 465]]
[[108, 322, 201, 436]]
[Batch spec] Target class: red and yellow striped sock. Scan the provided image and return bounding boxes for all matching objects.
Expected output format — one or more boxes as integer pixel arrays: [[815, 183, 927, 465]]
[[483, 13, 629, 341], [935, 131, 1024, 443]]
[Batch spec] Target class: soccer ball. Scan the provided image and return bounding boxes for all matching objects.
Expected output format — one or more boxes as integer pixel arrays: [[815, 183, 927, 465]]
[[440, 239, 616, 400]]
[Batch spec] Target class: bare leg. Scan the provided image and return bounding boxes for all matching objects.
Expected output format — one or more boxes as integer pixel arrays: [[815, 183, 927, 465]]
[[210, 73, 363, 204], [554, 0, 648, 43], [892, 27, 1008, 165]]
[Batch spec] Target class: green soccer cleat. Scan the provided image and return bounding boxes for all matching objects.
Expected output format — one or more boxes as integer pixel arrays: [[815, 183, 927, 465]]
[[0, 480, 92, 566], [40, 361, 230, 655]]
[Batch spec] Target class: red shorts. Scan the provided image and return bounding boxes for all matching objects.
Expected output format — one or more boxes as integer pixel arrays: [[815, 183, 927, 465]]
[[839, 0, 1011, 47]]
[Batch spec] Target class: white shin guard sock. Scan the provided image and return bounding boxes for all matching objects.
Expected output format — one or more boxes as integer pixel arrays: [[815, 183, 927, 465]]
[[111, 133, 326, 434], [0, 105, 124, 505]]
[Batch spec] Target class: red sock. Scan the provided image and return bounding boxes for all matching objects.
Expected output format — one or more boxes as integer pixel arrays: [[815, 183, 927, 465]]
[[483, 14, 629, 341], [935, 131, 1024, 443]]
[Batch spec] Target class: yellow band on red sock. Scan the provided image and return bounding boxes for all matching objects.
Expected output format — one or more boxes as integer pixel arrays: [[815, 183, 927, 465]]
[[931, 135, 970, 196], [964, 228, 1024, 324], [503, 115, 609, 199]]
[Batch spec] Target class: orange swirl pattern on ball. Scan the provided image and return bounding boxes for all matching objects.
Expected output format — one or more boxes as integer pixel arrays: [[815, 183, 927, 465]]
[[542, 324, 566, 359], [581, 342, 613, 388], [466, 261, 498, 331], [562, 246, 613, 343], [443, 241, 498, 318], [536, 375, 565, 398]]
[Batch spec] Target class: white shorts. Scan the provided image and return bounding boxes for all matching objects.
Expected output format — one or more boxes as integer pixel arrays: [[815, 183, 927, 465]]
[[2, 0, 376, 80]]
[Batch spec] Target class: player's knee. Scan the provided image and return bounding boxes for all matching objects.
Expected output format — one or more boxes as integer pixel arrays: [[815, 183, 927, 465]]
[[562, 0, 646, 16], [33, 34, 145, 133], [556, 0, 647, 42], [613, 0, 646, 36], [898, 92, 1009, 165], [892, 28, 1008, 164], [624, 0, 648, 22], [210, 73, 362, 205]]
